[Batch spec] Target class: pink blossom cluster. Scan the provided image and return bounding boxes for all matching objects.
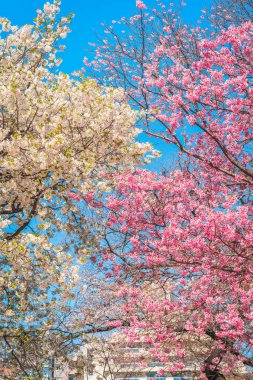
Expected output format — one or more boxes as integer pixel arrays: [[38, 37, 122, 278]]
[[136, 1, 147, 10], [88, 167, 253, 373], [142, 22, 253, 185]]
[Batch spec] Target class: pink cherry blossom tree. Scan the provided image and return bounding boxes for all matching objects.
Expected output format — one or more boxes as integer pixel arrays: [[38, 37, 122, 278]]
[[87, 165, 252, 379], [91, 1, 253, 187], [84, 2, 253, 379]]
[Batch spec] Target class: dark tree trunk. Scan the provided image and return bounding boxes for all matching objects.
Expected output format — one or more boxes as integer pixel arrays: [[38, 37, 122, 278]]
[[204, 348, 226, 380], [204, 366, 226, 380]]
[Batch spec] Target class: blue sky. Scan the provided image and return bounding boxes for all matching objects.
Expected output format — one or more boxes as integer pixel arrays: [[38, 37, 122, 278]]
[[1, 0, 210, 74]]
